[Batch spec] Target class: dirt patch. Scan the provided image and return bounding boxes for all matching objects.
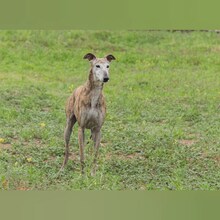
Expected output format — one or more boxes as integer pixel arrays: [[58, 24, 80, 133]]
[[33, 138, 42, 146], [0, 143, 12, 149], [15, 181, 31, 191], [213, 156, 220, 165], [0, 137, 33, 149], [124, 153, 145, 160], [100, 142, 108, 148], [69, 152, 79, 161], [41, 107, 51, 112], [16, 186, 31, 191], [12, 137, 42, 147], [178, 139, 197, 146], [211, 46, 220, 53], [44, 156, 57, 163]]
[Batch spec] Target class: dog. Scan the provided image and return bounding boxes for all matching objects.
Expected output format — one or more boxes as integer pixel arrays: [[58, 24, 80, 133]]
[[60, 53, 116, 175]]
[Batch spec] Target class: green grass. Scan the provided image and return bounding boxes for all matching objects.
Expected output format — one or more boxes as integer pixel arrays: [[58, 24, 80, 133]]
[[0, 30, 220, 190]]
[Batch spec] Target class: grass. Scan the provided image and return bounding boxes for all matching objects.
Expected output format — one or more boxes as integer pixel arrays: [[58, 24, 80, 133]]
[[0, 30, 220, 190]]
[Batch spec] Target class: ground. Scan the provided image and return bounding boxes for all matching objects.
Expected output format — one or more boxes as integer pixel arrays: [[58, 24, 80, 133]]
[[0, 30, 220, 190]]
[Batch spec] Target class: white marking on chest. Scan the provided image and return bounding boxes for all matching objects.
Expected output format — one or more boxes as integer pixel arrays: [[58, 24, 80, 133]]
[[91, 86, 102, 108]]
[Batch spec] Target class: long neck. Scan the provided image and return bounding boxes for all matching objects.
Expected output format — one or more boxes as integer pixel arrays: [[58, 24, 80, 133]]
[[86, 69, 103, 89], [86, 69, 104, 108]]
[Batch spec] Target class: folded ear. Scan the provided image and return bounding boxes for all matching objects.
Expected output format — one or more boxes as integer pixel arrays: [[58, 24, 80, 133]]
[[83, 53, 96, 61], [106, 54, 116, 62]]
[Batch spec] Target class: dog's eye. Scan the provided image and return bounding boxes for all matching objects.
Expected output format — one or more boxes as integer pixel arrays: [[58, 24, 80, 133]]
[[106, 65, 109, 68], [96, 65, 100, 68]]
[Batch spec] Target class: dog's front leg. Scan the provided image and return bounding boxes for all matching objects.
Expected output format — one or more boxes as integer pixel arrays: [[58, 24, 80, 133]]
[[78, 127, 85, 174], [91, 129, 101, 176]]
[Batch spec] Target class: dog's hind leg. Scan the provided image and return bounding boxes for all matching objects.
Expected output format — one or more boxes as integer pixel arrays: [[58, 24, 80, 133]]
[[91, 128, 101, 176], [60, 114, 76, 171], [78, 127, 85, 174]]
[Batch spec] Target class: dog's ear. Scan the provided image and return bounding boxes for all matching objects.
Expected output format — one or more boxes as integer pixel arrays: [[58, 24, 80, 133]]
[[106, 54, 116, 62], [83, 53, 96, 61]]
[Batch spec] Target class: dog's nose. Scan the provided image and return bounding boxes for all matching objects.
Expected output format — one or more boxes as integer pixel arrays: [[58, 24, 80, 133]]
[[103, 77, 109, 82]]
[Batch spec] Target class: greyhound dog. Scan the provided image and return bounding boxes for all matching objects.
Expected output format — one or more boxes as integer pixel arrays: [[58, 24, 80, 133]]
[[60, 53, 116, 175]]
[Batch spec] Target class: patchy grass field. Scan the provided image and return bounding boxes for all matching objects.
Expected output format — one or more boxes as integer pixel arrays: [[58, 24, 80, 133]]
[[0, 30, 220, 190]]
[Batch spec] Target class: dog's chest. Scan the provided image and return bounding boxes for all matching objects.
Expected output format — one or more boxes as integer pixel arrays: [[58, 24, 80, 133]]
[[81, 107, 103, 129], [86, 108, 99, 120], [79, 88, 104, 129]]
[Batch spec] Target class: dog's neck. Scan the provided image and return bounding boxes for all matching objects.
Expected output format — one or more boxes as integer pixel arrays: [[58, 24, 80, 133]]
[[86, 69, 104, 90], [86, 69, 104, 108]]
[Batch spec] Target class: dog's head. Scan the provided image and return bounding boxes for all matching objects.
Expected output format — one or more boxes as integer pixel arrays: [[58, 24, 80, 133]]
[[84, 53, 116, 83]]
